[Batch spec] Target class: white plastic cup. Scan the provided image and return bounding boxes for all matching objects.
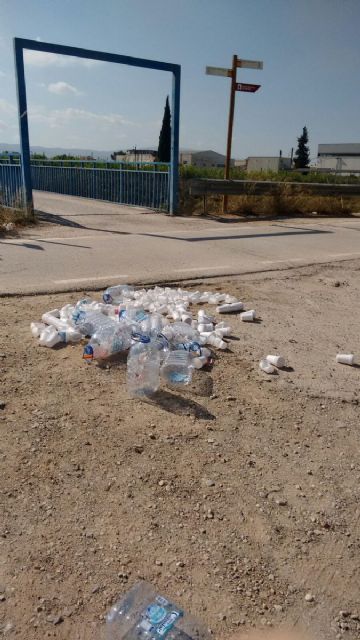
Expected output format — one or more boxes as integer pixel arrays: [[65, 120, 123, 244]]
[[336, 354, 357, 365], [215, 326, 231, 337], [181, 313, 193, 325], [205, 333, 227, 350], [198, 322, 214, 333], [30, 322, 46, 338], [259, 359, 276, 374], [39, 325, 61, 348], [266, 355, 286, 369], [240, 310, 256, 322], [216, 302, 244, 313]]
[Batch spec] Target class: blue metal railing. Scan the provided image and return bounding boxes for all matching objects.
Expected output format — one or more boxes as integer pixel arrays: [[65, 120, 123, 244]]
[[0, 157, 171, 210], [30, 162, 170, 209], [0, 163, 24, 209]]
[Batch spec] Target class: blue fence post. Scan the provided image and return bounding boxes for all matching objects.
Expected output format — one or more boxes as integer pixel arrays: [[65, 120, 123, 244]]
[[13, 38, 33, 216], [170, 66, 181, 215]]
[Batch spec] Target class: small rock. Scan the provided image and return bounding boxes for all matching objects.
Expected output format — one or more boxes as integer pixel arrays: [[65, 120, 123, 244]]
[[91, 585, 100, 594], [339, 611, 350, 618], [155, 559, 163, 566], [158, 480, 165, 487], [0, 401, 6, 410], [0, 594, 6, 602], [304, 593, 315, 602], [276, 499, 288, 506], [134, 445, 144, 454], [273, 605, 283, 613]]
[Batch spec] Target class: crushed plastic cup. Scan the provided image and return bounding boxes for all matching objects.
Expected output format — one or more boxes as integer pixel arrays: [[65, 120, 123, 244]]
[[240, 310, 256, 322], [336, 354, 357, 366], [266, 355, 286, 368], [259, 358, 276, 374]]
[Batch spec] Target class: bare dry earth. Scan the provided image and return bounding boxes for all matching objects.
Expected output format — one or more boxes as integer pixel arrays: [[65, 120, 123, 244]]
[[0, 260, 359, 640]]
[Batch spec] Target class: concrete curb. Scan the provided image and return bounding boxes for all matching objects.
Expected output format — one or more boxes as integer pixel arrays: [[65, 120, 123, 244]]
[[1, 254, 359, 298]]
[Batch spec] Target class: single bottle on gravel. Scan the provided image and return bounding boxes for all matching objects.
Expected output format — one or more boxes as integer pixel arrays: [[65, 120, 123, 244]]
[[106, 581, 210, 640], [127, 335, 161, 397], [160, 350, 193, 386]]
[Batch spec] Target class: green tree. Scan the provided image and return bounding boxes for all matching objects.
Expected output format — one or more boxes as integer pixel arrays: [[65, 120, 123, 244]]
[[294, 126, 310, 168], [157, 96, 171, 162], [31, 153, 47, 159]]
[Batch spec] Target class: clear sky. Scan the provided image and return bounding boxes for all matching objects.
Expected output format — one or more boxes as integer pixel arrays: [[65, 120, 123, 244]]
[[0, 0, 359, 159]]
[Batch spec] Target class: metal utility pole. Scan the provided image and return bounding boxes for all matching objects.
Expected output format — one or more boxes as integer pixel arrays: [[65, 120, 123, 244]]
[[206, 56, 263, 213]]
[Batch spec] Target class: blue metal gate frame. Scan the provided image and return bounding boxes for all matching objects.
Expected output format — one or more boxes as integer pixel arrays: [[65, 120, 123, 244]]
[[13, 37, 181, 214]]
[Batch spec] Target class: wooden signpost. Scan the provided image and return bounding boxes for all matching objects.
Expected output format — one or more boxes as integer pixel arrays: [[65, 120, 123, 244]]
[[206, 56, 263, 212]]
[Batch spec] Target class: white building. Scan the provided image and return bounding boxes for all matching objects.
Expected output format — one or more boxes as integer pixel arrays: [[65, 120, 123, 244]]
[[246, 156, 292, 172], [317, 144, 360, 173], [180, 150, 233, 167], [112, 149, 157, 163]]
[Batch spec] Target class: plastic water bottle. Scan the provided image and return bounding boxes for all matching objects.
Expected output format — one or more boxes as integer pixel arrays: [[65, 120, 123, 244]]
[[106, 581, 210, 640], [83, 322, 132, 361], [149, 333, 170, 362], [127, 336, 161, 397], [103, 284, 134, 304], [160, 350, 193, 386], [72, 309, 116, 336]]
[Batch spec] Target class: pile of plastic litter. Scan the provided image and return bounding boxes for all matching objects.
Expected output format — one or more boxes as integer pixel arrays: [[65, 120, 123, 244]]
[[30, 284, 255, 397]]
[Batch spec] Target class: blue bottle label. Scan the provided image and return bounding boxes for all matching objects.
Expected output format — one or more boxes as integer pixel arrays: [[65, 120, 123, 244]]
[[137, 597, 183, 638]]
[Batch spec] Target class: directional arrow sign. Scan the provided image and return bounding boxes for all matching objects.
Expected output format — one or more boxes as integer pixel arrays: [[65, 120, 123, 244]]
[[206, 66, 232, 77], [235, 82, 261, 93], [236, 59, 263, 70]]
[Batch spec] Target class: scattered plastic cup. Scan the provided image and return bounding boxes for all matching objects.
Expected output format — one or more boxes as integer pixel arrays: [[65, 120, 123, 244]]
[[336, 354, 357, 366], [259, 358, 276, 374], [216, 302, 244, 313], [240, 310, 256, 322], [266, 355, 286, 368]]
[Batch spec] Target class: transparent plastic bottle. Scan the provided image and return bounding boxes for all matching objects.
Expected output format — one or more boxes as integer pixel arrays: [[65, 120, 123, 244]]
[[103, 284, 134, 304], [72, 308, 116, 337], [83, 322, 132, 361], [160, 350, 193, 386], [106, 581, 210, 640], [127, 336, 161, 397]]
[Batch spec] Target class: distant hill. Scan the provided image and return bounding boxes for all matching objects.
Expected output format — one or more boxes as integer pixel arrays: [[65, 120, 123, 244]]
[[0, 143, 114, 160], [0, 142, 215, 160]]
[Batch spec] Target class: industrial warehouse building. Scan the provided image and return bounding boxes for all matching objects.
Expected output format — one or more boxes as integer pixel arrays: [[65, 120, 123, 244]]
[[317, 144, 360, 173]]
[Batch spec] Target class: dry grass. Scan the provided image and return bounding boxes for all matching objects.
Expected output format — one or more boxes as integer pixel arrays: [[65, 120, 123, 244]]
[[179, 182, 360, 218], [0, 204, 36, 232]]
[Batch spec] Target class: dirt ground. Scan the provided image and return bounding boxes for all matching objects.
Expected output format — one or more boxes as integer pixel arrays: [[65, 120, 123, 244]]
[[0, 261, 359, 640]]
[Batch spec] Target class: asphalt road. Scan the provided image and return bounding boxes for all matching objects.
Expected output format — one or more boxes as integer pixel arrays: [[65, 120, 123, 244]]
[[1, 191, 360, 294]]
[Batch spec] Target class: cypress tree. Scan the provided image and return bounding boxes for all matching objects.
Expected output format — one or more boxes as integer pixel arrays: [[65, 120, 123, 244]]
[[157, 96, 171, 162], [294, 126, 310, 168]]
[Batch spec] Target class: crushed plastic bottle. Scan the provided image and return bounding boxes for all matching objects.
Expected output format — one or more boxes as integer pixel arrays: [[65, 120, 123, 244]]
[[127, 335, 161, 397], [83, 322, 133, 361], [72, 308, 116, 337], [106, 581, 210, 640]]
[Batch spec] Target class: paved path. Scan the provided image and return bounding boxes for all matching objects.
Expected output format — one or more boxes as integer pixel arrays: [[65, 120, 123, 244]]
[[1, 191, 360, 294]]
